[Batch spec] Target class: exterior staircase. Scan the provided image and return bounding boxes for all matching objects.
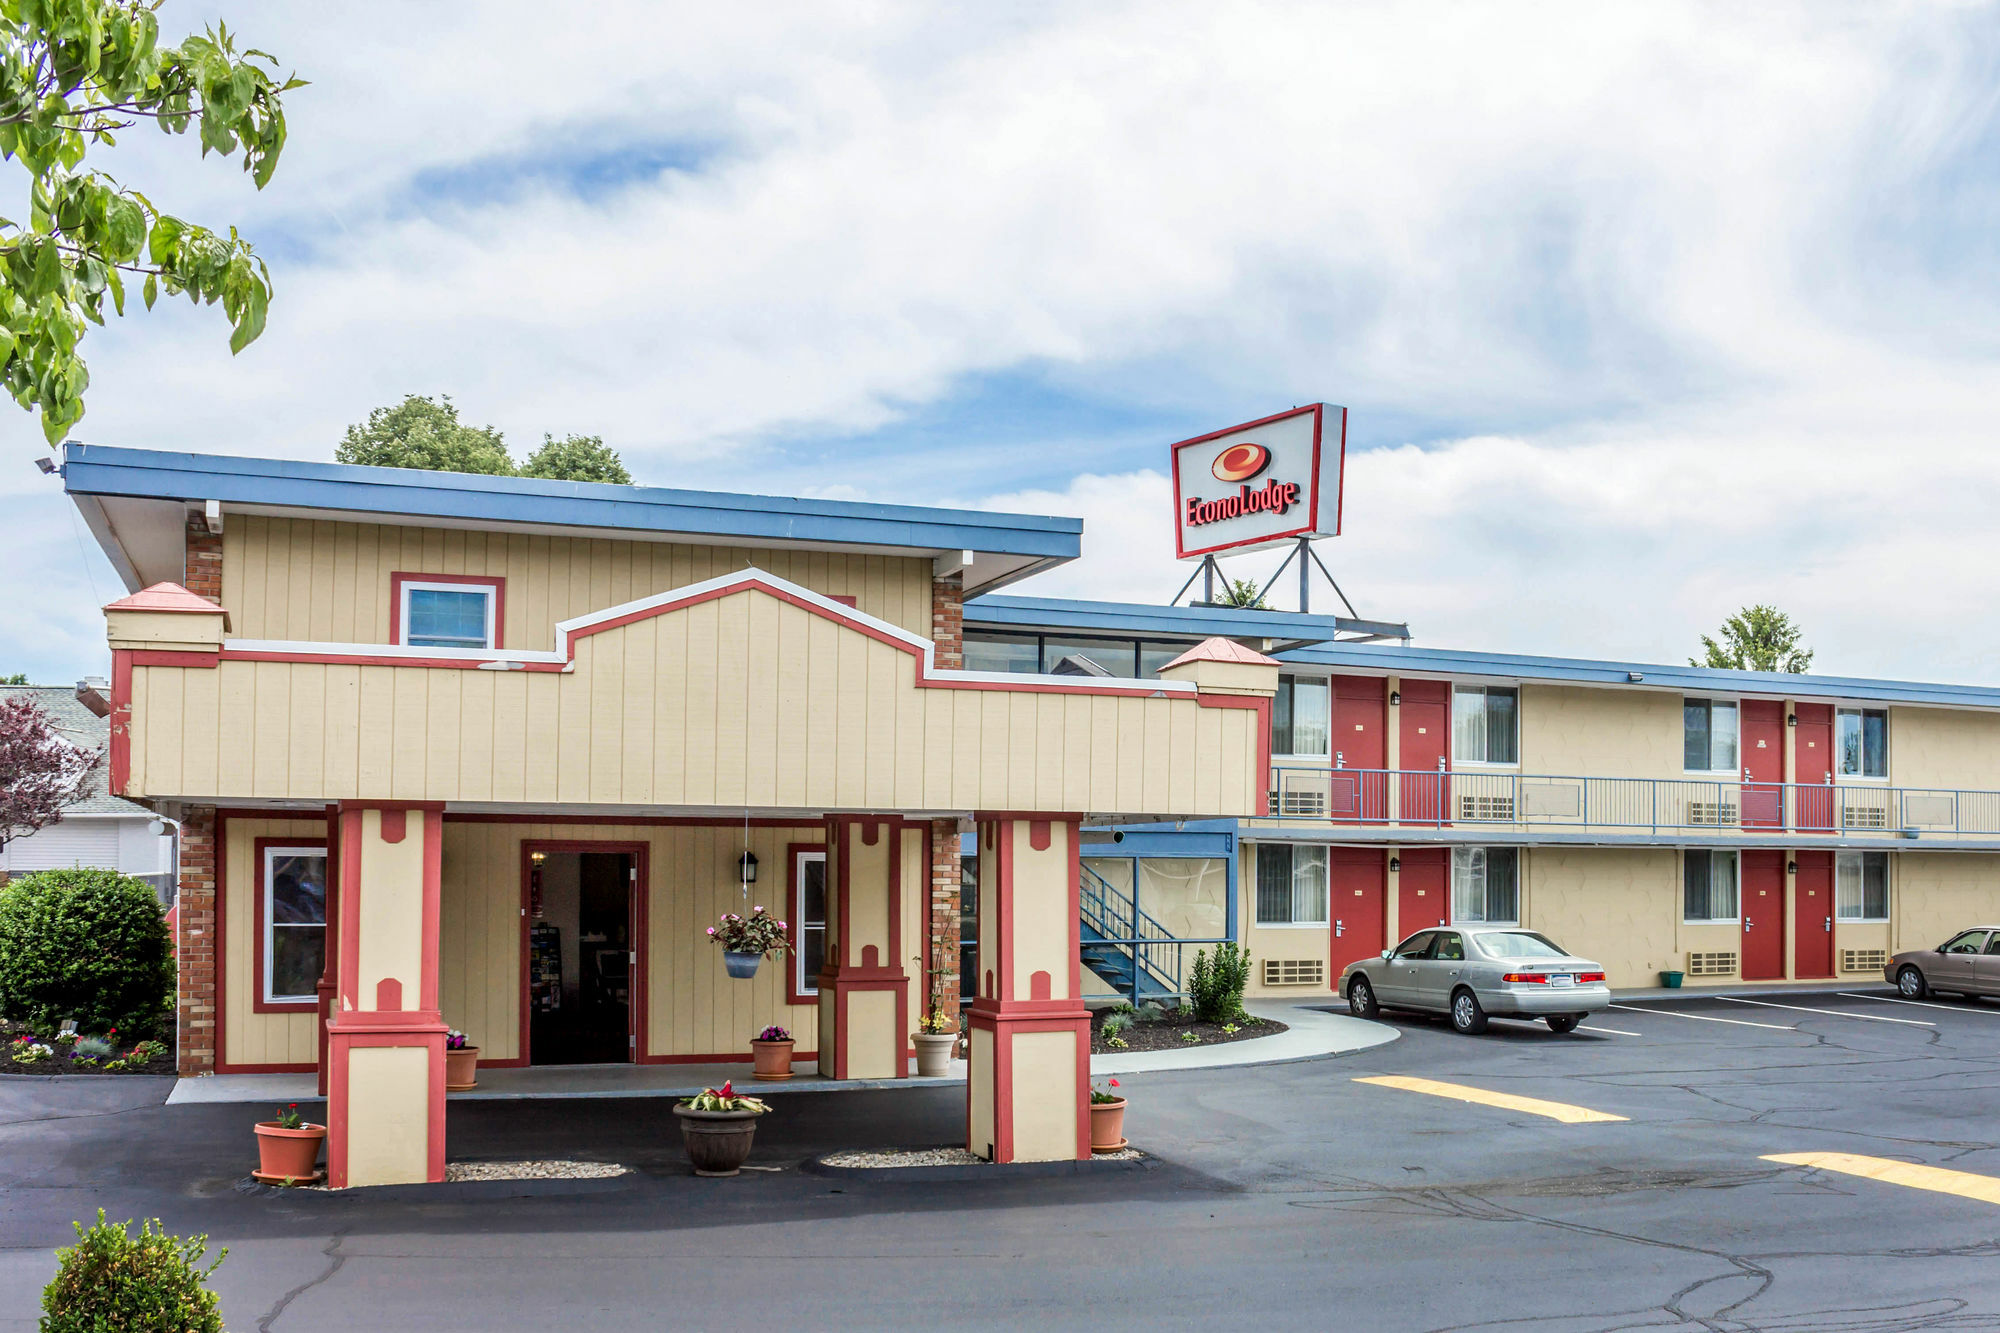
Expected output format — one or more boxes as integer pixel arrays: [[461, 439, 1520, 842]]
[[1079, 862, 1183, 1001]]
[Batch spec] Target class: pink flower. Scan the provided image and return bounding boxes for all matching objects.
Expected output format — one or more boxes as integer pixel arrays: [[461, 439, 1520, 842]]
[[1109, 1079, 1119, 1087], [753, 905, 764, 913]]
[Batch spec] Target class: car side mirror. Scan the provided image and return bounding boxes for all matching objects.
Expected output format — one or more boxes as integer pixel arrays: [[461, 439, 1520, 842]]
[[1938, 946, 1948, 954], [1380, 949, 1394, 961]]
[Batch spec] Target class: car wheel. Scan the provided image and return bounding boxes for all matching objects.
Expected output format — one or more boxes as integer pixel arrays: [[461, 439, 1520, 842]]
[[1545, 1014, 1581, 1034], [1347, 975, 1379, 1020], [1450, 988, 1489, 1035], [1898, 966, 1928, 999]]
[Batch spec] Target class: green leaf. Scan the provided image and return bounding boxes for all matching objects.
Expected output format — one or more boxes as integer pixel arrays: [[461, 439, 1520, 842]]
[[141, 271, 156, 310]]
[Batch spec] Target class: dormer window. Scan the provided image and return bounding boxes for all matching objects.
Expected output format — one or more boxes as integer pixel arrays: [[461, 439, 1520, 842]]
[[392, 573, 504, 650]]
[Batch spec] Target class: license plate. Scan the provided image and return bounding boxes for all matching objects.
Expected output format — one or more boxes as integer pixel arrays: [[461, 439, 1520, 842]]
[[1548, 974, 1574, 988]]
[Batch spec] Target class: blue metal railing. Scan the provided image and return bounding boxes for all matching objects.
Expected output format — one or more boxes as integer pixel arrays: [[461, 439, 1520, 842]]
[[1266, 765, 1992, 838], [1078, 862, 1229, 1004]]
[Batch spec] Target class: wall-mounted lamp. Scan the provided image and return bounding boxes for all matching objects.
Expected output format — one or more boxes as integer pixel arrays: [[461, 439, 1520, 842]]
[[1388, 856, 1401, 872], [1787, 713, 1798, 727], [1627, 671, 1645, 683], [737, 850, 759, 885], [1389, 691, 1401, 706], [529, 850, 546, 865], [1787, 860, 1798, 875]]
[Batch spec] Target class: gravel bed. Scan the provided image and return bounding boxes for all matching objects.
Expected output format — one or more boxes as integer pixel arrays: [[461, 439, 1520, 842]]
[[445, 1160, 628, 1182], [822, 1146, 1143, 1168]]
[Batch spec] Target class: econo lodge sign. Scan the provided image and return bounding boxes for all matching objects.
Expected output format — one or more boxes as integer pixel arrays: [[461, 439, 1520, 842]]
[[1171, 403, 1345, 559]]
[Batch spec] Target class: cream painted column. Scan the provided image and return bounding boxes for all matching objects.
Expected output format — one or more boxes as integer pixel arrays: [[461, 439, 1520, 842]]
[[326, 803, 447, 1188], [966, 817, 1089, 1164], [818, 816, 913, 1079]]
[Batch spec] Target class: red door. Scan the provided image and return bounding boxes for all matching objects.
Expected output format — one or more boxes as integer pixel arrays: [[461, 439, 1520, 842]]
[[1793, 851, 1835, 978], [1742, 700, 1784, 828], [1328, 847, 1387, 975], [1398, 680, 1450, 825], [1330, 676, 1388, 821], [1396, 847, 1448, 937], [1741, 850, 1787, 980], [1794, 704, 1834, 831]]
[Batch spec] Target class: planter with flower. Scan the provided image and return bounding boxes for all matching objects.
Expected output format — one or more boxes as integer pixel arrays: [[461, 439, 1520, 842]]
[[751, 1024, 795, 1080], [913, 1004, 957, 1077], [707, 906, 790, 980], [1089, 1078, 1127, 1153], [253, 1103, 327, 1184], [444, 1028, 479, 1091], [673, 1081, 773, 1176]]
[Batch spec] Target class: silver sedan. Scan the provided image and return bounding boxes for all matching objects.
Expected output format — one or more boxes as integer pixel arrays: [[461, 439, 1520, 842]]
[[1341, 924, 1613, 1035]]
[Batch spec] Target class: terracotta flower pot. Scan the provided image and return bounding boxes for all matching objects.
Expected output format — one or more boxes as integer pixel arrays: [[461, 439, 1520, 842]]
[[912, 1032, 956, 1077], [445, 1045, 480, 1091], [1089, 1098, 1128, 1152], [723, 950, 761, 980], [674, 1106, 763, 1176], [254, 1121, 327, 1182], [751, 1039, 794, 1080]]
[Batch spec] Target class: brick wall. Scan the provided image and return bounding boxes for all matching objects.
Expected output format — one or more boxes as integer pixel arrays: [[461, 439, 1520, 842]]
[[930, 572, 963, 671], [928, 817, 964, 1027], [176, 807, 217, 1075], [183, 510, 222, 601]]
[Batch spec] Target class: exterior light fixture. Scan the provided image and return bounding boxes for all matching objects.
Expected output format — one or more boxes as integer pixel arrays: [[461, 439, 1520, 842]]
[[1389, 691, 1401, 706], [1388, 856, 1401, 872], [738, 850, 759, 885], [33, 456, 54, 474], [1787, 860, 1798, 874], [529, 850, 546, 865], [1787, 713, 1798, 727], [1627, 671, 1644, 682]]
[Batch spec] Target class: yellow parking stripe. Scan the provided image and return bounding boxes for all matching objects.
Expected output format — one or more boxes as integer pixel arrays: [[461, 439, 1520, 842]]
[[1763, 1152, 2000, 1207], [1355, 1075, 1627, 1124]]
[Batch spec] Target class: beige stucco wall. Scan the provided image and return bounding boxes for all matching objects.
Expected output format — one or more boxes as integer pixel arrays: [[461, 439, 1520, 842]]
[[223, 514, 937, 645], [221, 816, 324, 1069], [1888, 707, 2000, 792], [125, 587, 1266, 817], [1892, 853, 2000, 954], [1518, 685, 1686, 779]]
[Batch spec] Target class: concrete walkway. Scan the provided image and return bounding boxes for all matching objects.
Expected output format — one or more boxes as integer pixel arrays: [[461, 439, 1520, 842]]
[[166, 1000, 1395, 1105]]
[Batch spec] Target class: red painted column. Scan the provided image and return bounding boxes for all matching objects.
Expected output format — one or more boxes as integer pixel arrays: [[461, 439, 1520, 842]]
[[965, 816, 1090, 1163], [325, 802, 448, 1188], [817, 816, 911, 1080]]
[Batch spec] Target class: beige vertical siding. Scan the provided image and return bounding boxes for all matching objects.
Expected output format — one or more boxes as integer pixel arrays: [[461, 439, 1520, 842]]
[[436, 820, 924, 1062], [222, 515, 937, 645], [1889, 707, 2000, 791], [1519, 685, 1686, 779], [221, 816, 324, 1069], [126, 588, 1267, 816]]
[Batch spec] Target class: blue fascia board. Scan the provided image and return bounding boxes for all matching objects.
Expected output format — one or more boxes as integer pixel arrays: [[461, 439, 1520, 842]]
[[1277, 640, 2000, 711], [965, 594, 1350, 644], [62, 444, 1083, 562]]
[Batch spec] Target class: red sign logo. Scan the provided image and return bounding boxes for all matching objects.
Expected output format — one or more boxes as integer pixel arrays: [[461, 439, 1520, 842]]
[[1211, 442, 1271, 483]]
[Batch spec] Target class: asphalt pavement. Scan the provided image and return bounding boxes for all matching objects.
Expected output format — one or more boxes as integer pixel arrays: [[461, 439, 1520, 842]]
[[6, 987, 2000, 1329]]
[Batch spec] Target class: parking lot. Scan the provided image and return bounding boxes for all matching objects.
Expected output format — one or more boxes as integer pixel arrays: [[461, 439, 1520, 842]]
[[6, 987, 2000, 1329]]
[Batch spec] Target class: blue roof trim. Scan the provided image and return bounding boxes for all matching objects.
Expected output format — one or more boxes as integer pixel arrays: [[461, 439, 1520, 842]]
[[965, 594, 1354, 644], [1277, 640, 2000, 710], [62, 444, 1083, 561]]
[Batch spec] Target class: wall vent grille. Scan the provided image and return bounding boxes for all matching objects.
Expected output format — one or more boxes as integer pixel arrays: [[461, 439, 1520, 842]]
[[1686, 950, 1737, 977], [1262, 958, 1326, 987], [1458, 794, 1516, 822], [1269, 790, 1327, 817], [1686, 801, 1740, 826], [1842, 948, 1888, 973], [1841, 806, 1889, 830]]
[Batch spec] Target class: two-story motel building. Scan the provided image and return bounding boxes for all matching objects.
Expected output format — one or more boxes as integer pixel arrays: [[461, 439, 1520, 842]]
[[60, 439, 2000, 1185]]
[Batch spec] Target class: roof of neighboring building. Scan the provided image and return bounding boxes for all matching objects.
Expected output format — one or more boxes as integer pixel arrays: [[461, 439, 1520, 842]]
[[61, 443, 1083, 597], [0, 687, 148, 816]]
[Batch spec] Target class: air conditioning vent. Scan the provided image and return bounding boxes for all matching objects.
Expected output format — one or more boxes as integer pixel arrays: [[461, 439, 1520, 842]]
[[1841, 806, 1889, 830], [1262, 958, 1325, 987], [1842, 948, 1888, 973], [1269, 790, 1327, 817], [1686, 950, 1737, 977], [1686, 801, 1739, 826], [1458, 794, 1515, 821]]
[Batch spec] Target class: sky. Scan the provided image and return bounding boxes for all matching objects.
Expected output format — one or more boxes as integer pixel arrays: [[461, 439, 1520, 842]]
[[5, 2, 2000, 686]]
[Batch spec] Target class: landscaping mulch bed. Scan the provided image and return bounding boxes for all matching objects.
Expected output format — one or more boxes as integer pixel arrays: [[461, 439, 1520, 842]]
[[1089, 1011, 1286, 1055], [0, 1020, 176, 1076]]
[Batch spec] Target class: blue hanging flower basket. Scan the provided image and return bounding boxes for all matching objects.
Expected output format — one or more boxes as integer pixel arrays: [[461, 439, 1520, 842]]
[[724, 950, 762, 980]]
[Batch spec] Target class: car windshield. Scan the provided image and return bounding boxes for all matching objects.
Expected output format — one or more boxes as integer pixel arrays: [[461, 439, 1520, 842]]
[[1474, 931, 1569, 960]]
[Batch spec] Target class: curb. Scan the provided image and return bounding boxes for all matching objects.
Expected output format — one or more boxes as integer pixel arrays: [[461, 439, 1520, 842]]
[[802, 1152, 1152, 1183]]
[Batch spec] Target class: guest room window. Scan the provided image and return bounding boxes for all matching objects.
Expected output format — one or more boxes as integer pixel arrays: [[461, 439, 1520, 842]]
[[262, 844, 328, 1005], [790, 848, 828, 1001], [392, 573, 503, 650]]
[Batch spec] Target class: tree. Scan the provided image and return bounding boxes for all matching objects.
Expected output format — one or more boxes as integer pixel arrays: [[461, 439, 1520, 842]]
[[1693, 605, 1814, 673], [0, 672, 26, 684], [1215, 578, 1268, 610], [0, 2, 304, 444], [0, 693, 100, 849], [518, 432, 632, 484], [335, 394, 512, 476]]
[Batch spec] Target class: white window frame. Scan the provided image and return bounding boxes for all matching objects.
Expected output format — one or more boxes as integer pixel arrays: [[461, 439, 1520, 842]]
[[262, 844, 328, 1005], [1450, 846, 1520, 926], [1835, 707, 1890, 783], [1451, 685, 1520, 768], [397, 579, 498, 650], [1254, 843, 1330, 928], [1835, 850, 1890, 922], [1682, 849, 1741, 924], [793, 849, 828, 998], [1682, 697, 1741, 776], [1271, 674, 1331, 760]]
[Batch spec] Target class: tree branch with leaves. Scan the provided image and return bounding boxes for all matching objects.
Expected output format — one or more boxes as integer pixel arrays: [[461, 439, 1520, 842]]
[[0, 694, 101, 849], [1693, 604, 1813, 674], [0, 0, 303, 444]]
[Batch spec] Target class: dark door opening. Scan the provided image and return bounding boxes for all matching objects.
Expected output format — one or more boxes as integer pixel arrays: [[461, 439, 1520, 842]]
[[529, 850, 634, 1066]]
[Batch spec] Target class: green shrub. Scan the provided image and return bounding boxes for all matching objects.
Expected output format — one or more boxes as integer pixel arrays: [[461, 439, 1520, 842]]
[[1188, 942, 1252, 1023], [0, 868, 173, 1039], [40, 1210, 225, 1332]]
